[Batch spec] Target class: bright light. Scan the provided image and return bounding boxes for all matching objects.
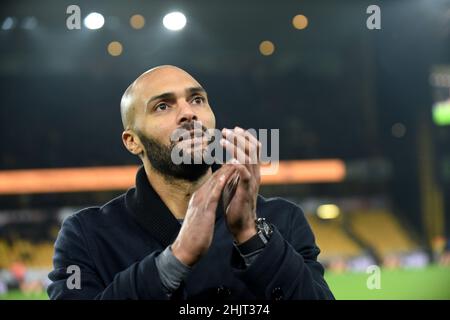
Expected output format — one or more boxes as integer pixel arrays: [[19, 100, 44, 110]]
[[292, 14, 308, 30], [1, 17, 16, 30], [163, 12, 186, 31], [107, 41, 123, 56], [259, 40, 275, 56], [433, 100, 450, 126], [130, 14, 145, 29], [317, 204, 340, 220], [84, 12, 105, 30]]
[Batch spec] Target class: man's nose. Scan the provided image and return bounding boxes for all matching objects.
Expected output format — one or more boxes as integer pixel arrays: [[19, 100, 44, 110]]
[[177, 101, 198, 125]]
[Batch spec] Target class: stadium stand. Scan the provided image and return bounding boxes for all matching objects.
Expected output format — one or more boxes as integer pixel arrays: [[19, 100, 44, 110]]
[[0, 240, 53, 269], [347, 210, 418, 257], [306, 215, 363, 261]]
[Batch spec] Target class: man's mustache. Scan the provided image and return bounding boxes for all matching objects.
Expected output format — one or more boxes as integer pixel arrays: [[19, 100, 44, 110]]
[[171, 121, 213, 145], [179, 121, 206, 131]]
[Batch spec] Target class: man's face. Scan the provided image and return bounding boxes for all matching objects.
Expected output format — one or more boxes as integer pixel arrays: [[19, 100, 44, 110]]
[[131, 67, 216, 181]]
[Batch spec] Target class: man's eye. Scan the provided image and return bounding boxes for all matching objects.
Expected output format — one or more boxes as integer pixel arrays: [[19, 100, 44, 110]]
[[191, 96, 205, 104], [155, 103, 169, 111]]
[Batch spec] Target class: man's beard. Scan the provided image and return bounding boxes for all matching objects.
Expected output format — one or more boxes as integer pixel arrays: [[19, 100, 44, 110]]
[[137, 127, 212, 182]]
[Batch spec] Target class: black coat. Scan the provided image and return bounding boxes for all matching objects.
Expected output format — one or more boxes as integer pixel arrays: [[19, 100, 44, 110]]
[[47, 166, 334, 300]]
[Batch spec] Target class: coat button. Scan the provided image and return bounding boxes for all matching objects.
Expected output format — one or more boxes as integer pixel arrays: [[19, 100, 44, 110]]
[[216, 286, 231, 298], [271, 287, 284, 300]]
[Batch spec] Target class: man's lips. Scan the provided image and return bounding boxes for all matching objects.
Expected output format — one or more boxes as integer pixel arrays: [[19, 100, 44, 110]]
[[176, 136, 208, 148], [176, 129, 209, 142]]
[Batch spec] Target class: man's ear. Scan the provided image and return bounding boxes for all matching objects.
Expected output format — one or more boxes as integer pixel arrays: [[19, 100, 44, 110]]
[[122, 130, 143, 156]]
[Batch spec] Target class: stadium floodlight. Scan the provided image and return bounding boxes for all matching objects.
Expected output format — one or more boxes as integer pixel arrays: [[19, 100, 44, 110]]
[[163, 12, 186, 31], [84, 12, 105, 30], [1, 17, 16, 30]]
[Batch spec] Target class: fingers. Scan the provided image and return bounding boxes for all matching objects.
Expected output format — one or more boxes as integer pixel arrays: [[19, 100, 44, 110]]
[[220, 137, 249, 164], [206, 165, 237, 204], [191, 164, 237, 217], [220, 128, 261, 181], [223, 128, 250, 155], [221, 127, 260, 164], [229, 161, 252, 185], [244, 130, 262, 163]]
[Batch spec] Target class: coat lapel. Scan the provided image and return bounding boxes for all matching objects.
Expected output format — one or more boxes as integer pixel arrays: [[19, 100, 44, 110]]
[[125, 166, 181, 247]]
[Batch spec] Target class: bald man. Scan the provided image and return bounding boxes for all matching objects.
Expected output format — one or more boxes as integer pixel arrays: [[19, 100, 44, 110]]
[[47, 66, 334, 300]]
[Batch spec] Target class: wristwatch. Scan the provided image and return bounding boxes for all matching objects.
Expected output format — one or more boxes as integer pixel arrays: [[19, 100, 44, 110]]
[[236, 218, 273, 255]]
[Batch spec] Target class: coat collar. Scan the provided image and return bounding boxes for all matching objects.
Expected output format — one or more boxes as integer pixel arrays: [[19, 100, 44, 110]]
[[125, 165, 224, 248]]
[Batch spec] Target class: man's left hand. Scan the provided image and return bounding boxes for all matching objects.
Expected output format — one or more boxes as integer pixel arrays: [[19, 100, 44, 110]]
[[220, 127, 261, 244]]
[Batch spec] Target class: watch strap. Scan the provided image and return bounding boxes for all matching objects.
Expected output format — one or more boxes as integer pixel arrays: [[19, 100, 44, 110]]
[[236, 231, 267, 255]]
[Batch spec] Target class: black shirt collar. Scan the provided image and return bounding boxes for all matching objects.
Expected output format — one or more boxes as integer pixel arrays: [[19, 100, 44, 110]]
[[125, 165, 224, 248]]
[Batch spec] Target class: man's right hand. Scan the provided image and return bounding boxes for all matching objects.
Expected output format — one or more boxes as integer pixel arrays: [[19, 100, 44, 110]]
[[171, 164, 237, 266]]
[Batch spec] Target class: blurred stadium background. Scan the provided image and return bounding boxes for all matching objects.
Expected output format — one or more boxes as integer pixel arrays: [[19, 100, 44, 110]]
[[1, 0, 450, 299]]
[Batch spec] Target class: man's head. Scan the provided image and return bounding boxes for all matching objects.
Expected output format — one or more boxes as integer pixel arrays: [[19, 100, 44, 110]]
[[120, 65, 216, 182]]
